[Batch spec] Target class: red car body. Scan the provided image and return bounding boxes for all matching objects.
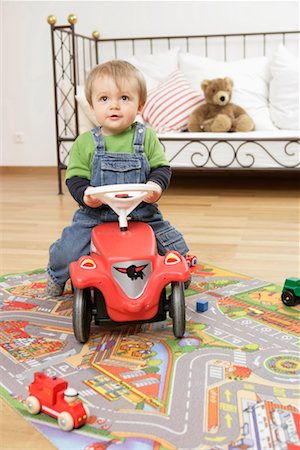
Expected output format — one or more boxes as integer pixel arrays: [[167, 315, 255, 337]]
[[70, 221, 190, 323]]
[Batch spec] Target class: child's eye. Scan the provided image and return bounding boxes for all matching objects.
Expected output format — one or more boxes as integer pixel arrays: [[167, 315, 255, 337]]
[[121, 95, 129, 101], [100, 96, 108, 102]]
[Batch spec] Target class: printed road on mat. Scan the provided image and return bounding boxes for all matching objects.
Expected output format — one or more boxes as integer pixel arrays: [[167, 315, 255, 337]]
[[0, 264, 299, 450]]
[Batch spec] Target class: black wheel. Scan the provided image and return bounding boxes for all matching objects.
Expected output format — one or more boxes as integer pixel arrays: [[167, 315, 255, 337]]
[[184, 276, 191, 290], [73, 288, 92, 343], [170, 282, 185, 338], [281, 290, 298, 307]]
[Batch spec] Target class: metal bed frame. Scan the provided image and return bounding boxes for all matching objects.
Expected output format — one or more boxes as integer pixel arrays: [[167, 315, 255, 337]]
[[48, 15, 299, 194]]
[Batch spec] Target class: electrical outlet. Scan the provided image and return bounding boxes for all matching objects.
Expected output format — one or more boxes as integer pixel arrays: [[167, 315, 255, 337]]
[[14, 133, 24, 144]]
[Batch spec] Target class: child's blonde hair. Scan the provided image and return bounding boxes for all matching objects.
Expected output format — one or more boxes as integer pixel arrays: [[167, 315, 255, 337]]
[[85, 60, 147, 107]]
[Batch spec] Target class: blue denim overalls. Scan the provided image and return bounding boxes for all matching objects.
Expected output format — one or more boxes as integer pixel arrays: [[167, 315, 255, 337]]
[[47, 123, 189, 285]]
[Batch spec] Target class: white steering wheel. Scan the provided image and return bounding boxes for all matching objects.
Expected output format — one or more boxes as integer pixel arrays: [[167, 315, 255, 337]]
[[85, 183, 161, 230]]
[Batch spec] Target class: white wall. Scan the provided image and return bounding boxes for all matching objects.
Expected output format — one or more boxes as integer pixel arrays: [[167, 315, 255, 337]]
[[2, 0, 299, 166]]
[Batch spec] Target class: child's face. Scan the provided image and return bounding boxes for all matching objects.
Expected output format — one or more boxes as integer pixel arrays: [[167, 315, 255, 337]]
[[91, 76, 142, 135]]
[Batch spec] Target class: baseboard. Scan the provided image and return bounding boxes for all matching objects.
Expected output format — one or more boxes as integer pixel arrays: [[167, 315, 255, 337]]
[[0, 166, 57, 175]]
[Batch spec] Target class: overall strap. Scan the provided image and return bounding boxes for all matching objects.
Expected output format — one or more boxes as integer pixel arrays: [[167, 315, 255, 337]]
[[133, 122, 146, 154], [90, 127, 105, 155]]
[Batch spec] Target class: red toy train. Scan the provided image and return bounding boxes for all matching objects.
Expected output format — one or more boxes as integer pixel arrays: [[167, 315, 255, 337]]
[[25, 372, 89, 431]]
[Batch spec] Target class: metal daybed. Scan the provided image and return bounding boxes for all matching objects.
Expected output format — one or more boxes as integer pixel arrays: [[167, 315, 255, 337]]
[[47, 15, 299, 194]]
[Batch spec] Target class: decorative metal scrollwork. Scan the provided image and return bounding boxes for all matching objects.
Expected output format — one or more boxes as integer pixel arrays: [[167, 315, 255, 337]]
[[163, 139, 300, 169], [235, 141, 300, 168]]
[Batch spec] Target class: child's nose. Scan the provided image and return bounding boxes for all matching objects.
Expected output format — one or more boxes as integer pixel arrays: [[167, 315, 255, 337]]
[[110, 99, 120, 109]]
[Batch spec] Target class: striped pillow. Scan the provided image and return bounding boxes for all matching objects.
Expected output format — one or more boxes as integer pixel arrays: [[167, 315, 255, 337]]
[[142, 70, 204, 132]]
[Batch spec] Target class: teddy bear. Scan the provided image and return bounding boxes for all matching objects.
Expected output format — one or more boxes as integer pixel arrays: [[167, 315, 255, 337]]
[[188, 77, 255, 132]]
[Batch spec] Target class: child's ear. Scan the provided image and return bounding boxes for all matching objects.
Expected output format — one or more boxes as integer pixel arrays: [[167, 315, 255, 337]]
[[138, 103, 145, 113]]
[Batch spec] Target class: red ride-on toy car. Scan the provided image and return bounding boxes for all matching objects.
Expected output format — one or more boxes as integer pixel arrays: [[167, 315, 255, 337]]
[[25, 372, 89, 431], [70, 184, 190, 343]]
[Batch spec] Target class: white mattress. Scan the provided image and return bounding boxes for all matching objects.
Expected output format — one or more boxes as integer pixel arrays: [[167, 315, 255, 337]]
[[157, 130, 300, 169]]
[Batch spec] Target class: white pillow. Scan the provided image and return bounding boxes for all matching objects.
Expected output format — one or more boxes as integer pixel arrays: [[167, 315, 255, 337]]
[[142, 70, 204, 132], [179, 53, 277, 131], [126, 47, 180, 91], [60, 80, 98, 134], [75, 85, 99, 130], [269, 45, 299, 130]]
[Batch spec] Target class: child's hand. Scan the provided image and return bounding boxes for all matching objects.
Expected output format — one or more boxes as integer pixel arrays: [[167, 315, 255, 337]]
[[83, 191, 103, 208], [144, 181, 162, 204]]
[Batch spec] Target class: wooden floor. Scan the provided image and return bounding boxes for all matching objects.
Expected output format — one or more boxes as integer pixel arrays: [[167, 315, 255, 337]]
[[0, 167, 299, 449]]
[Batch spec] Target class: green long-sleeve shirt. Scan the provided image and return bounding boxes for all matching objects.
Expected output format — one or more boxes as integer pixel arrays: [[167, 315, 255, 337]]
[[66, 124, 170, 181]]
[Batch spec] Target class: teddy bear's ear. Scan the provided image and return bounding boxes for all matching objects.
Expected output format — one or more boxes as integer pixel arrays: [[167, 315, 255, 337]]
[[201, 80, 210, 91], [224, 77, 234, 88]]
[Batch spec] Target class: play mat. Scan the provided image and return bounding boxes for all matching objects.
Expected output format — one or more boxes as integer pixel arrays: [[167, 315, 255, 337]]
[[0, 263, 299, 450]]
